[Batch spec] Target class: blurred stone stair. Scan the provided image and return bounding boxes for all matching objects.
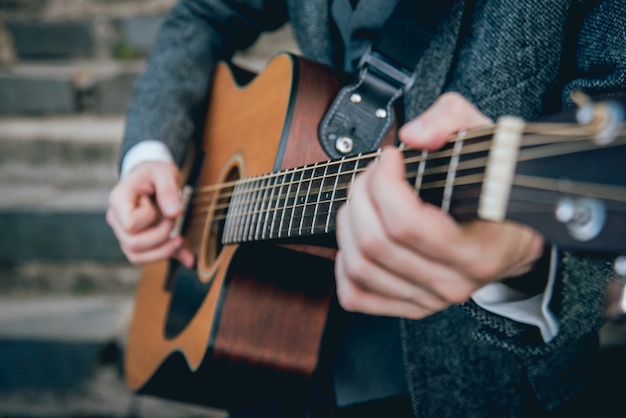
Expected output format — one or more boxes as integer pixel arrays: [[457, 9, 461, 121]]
[[0, 115, 126, 264], [0, 3, 218, 416], [0, 3, 297, 415]]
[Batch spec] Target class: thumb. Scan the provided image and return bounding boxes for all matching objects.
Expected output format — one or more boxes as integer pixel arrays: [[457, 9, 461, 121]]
[[151, 163, 183, 218]]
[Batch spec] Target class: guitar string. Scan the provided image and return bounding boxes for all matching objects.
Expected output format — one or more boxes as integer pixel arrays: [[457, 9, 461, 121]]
[[189, 131, 626, 229], [182, 134, 625, 238], [187, 147, 626, 237], [189, 134, 626, 220], [190, 131, 622, 219], [200, 171, 626, 224], [191, 123, 625, 197], [180, 128, 626, 236], [186, 195, 626, 241], [190, 126, 600, 197], [184, 179, 626, 239]]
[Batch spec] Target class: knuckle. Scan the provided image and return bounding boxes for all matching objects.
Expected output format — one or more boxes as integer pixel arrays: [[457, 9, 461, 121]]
[[439, 91, 464, 107], [336, 284, 361, 312], [124, 251, 142, 265], [433, 280, 473, 305], [359, 235, 383, 259], [442, 287, 471, 305], [467, 258, 501, 281], [120, 216, 139, 234], [124, 237, 142, 253], [386, 220, 416, 244], [343, 257, 370, 284]]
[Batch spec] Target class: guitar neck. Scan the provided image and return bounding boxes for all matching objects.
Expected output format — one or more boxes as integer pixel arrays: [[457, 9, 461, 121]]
[[221, 131, 492, 244], [220, 111, 626, 255]]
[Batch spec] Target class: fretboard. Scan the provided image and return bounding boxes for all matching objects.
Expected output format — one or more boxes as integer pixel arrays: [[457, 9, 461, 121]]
[[221, 135, 490, 244]]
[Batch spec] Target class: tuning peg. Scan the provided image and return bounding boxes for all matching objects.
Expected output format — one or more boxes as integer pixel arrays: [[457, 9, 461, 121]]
[[605, 256, 626, 319], [571, 91, 625, 145]]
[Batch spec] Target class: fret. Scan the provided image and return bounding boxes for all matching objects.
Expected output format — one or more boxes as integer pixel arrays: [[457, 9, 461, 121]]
[[289, 164, 312, 237], [349, 153, 363, 196], [242, 176, 261, 241], [325, 157, 345, 233], [270, 170, 290, 239], [448, 135, 491, 221], [311, 162, 331, 234], [420, 143, 454, 208], [342, 152, 362, 207], [442, 137, 465, 213], [261, 174, 280, 240], [252, 176, 270, 241], [299, 163, 324, 235], [415, 149, 428, 192], [223, 181, 239, 243], [233, 178, 252, 243], [280, 168, 300, 238]]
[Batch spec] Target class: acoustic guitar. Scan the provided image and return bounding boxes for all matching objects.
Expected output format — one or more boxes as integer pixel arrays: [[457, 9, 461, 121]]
[[124, 53, 626, 409]]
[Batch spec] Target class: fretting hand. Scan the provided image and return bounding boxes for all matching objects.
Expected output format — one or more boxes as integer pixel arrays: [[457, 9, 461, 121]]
[[334, 92, 544, 319]]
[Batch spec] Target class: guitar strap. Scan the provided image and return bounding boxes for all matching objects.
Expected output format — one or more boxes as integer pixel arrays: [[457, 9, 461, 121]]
[[319, 0, 457, 158]]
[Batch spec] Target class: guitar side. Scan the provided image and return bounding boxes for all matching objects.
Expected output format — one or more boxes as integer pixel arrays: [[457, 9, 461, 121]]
[[125, 54, 308, 392]]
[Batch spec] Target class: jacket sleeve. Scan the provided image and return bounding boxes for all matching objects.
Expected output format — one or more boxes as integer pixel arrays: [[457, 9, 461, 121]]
[[120, 0, 289, 168]]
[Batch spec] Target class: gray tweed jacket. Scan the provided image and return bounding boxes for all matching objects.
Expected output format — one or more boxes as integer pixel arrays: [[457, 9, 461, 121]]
[[122, 0, 626, 416]]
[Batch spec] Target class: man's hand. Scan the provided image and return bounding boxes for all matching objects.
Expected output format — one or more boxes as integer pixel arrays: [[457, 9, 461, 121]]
[[334, 92, 544, 319], [106, 161, 195, 268]]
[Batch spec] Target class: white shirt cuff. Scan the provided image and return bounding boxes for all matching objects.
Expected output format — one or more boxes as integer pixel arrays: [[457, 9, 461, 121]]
[[471, 245, 559, 343], [120, 140, 175, 178]]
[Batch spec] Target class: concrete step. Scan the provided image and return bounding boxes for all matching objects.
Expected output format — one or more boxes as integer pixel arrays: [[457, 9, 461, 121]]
[[0, 60, 144, 115], [0, 116, 123, 261], [0, 294, 226, 417], [0, 116, 122, 188], [0, 295, 131, 391]]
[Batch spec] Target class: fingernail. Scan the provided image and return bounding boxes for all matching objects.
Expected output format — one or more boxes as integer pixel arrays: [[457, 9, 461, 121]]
[[164, 201, 181, 215], [400, 120, 430, 145]]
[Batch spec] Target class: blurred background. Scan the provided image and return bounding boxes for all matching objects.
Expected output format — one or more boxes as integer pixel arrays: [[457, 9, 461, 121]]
[[0, 0, 297, 416], [1, 1, 626, 417]]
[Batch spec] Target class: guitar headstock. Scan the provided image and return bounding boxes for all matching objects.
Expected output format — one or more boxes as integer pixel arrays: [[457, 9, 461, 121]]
[[504, 95, 626, 254]]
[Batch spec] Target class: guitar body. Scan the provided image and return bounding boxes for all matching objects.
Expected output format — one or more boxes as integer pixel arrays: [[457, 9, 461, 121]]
[[125, 54, 350, 409]]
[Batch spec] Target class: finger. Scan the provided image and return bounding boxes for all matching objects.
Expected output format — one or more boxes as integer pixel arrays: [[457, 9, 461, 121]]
[[122, 236, 183, 266], [151, 164, 183, 218], [335, 253, 437, 319], [399, 92, 493, 150], [367, 148, 464, 261], [452, 220, 544, 283], [336, 220, 454, 309], [337, 157, 472, 306], [106, 209, 176, 258], [105, 204, 154, 248], [173, 247, 196, 270], [118, 217, 176, 254], [108, 182, 160, 234], [338, 181, 475, 306]]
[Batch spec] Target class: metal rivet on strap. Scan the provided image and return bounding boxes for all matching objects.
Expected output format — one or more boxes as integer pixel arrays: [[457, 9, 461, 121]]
[[335, 136, 354, 154]]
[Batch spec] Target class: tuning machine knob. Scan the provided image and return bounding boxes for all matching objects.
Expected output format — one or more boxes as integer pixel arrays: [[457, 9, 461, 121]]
[[571, 91, 625, 145]]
